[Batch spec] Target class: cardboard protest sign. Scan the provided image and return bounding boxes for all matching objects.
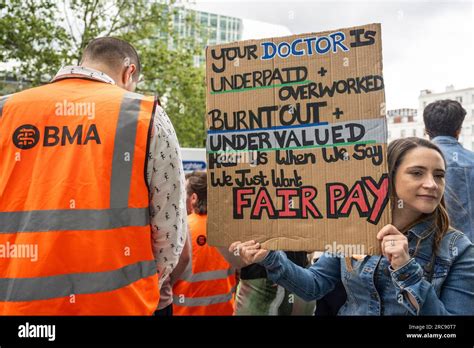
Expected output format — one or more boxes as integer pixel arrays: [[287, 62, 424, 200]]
[[205, 23, 389, 254]]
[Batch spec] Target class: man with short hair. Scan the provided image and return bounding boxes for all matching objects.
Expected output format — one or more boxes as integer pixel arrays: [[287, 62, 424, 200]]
[[79, 36, 142, 90], [0, 37, 187, 314], [423, 99, 474, 240]]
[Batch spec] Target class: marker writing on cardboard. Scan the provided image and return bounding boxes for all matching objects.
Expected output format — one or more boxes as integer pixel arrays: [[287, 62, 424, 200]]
[[232, 174, 388, 225], [207, 121, 376, 153], [209, 29, 376, 75], [322, 144, 383, 166], [210, 66, 307, 94]]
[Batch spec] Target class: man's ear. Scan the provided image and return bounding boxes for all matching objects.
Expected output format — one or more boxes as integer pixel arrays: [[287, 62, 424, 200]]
[[123, 64, 136, 84]]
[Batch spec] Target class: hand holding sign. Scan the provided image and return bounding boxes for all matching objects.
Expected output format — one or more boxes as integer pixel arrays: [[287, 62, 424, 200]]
[[376, 224, 410, 270], [229, 240, 270, 266]]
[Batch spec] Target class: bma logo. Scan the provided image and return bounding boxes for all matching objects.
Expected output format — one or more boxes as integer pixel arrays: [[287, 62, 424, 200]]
[[12, 124, 101, 150], [12, 125, 40, 149], [196, 235, 207, 246]]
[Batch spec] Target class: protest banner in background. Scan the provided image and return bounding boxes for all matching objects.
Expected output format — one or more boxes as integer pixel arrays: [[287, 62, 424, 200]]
[[205, 23, 389, 254]]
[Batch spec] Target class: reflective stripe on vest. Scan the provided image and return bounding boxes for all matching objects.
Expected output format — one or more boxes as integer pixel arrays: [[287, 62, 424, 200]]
[[179, 265, 235, 283], [0, 260, 156, 302], [110, 94, 142, 208], [0, 80, 158, 315], [0, 207, 148, 233], [173, 286, 236, 307]]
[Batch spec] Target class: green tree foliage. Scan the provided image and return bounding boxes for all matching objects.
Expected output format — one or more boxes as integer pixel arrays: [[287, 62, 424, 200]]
[[0, 0, 206, 147]]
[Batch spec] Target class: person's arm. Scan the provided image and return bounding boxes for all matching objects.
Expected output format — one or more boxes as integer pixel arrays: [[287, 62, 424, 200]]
[[217, 246, 248, 269], [147, 105, 187, 289], [390, 233, 474, 315], [259, 250, 342, 302], [230, 241, 342, 301], [169, 230, 192, 286]]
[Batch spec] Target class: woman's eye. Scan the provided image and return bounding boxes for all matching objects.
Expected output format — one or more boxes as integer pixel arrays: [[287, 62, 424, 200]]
[[435, 174, 445, 179], [410, 171, 423, 176]]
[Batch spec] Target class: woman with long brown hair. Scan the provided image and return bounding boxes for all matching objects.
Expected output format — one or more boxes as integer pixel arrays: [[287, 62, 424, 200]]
[[230, 137, 474, 315]]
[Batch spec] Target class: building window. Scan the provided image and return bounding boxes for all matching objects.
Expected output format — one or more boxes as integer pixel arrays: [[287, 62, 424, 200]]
[[412, 129, 416, 136], [387, 131, 391, 139], [220, 18, 227, 30], [401, 129, 406, 138], [456, 96, 463, 103], [200, 13, 208, 25], [210, 14, 217, 26], [209, 28, 217, 40]]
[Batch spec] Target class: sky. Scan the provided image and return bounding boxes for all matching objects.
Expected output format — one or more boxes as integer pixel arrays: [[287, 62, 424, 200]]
[[187, 0, 474, 111]]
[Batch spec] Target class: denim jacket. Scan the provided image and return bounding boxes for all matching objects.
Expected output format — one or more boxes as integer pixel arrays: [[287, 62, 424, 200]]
[[432, 136, 474, 241], [259, 219, 474, 315]]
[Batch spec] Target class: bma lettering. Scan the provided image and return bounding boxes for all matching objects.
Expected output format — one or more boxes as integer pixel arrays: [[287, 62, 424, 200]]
[[44, 124, 101, 146]]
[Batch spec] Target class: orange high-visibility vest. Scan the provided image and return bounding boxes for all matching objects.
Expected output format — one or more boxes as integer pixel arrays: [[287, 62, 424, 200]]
[[173, 213, 236, 315], [0, 78, 159, 315]]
